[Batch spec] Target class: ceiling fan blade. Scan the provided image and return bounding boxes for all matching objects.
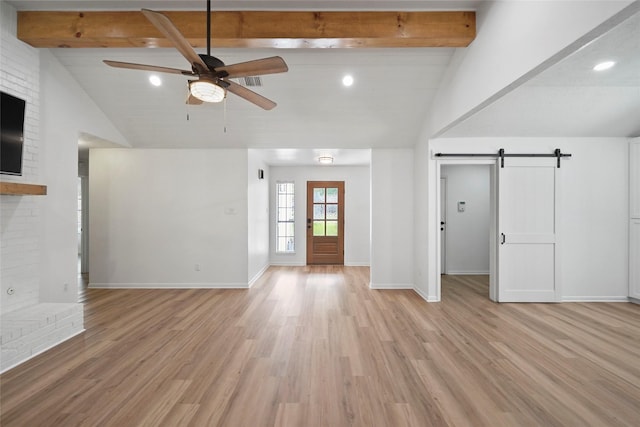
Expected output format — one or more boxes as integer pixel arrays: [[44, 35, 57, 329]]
[[216, 56, 289, 78], [225, 80, 277, 110], [104, 60, 195, 76], [141, 9, 208, 73], [186, 93, 204, 105]]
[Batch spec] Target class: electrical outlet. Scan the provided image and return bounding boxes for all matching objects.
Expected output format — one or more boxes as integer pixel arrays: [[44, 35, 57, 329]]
[[195, 264, 201, 271], [64, 283, 69, 291], [7, 287, 15, 295]]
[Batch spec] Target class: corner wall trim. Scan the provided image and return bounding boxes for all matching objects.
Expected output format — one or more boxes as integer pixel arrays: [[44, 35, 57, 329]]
[[413, 286, 440, 302], [248, 264, 270, 288]]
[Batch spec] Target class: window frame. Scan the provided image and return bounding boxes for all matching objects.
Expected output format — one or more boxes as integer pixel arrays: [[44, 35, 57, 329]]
[[275, 181, 296, 254]]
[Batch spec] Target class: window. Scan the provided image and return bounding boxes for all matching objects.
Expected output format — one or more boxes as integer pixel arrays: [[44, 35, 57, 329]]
[[276, 182, 295, 253]]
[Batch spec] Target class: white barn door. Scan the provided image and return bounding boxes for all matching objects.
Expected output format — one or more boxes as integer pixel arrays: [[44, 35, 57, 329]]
[[498, 158, 560, 302]]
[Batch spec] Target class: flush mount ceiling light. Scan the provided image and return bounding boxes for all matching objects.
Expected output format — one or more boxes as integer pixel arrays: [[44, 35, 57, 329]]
[[593, 61, 616, 71], [342, 75, 354, 87], [189, 78, 226, 103], [318, 156, 334, 164], [149, 75, 162, 86]]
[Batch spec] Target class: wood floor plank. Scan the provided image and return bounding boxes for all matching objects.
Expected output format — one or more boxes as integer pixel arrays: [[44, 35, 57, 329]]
[[1, 268, 639, 426]]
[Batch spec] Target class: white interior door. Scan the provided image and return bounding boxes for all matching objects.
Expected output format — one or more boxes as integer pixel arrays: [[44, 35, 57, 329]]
[[498, 158, 560, 302], [440, 177, 446, 274]]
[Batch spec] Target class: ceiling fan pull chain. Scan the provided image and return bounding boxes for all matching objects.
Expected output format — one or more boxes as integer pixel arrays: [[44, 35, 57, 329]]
[[186, 87, 190, 121], [207, 0, 211, 57], [224, 97, 227, 133]]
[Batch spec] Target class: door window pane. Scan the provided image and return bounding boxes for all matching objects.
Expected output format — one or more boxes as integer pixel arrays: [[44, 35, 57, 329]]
[[326, 221, 338, 236], [326, 187, 338, 203], [313, 221, 325, 236], [313, 188, 325, 203], [326, 204, 338, 220], [313, 204, 325, 219]]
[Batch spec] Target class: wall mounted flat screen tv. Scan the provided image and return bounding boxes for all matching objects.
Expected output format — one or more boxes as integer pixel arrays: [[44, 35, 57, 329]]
[[1, 91, 26, 176]]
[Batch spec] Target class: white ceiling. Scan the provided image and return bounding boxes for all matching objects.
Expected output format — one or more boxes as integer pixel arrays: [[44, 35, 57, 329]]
[[53, 47, 454, 151], [8, 0, 640, 165], [441, 7, 640, 138]]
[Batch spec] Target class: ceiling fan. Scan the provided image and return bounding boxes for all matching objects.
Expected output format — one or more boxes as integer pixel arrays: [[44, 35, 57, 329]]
[[103, 2, 288, 110]]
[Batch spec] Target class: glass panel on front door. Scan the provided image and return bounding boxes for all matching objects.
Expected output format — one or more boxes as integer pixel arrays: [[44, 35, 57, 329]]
[[312, 187, 339, 236]]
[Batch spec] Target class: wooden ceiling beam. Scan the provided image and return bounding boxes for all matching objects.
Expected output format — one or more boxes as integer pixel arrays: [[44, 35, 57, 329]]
[[17, 11, 475, 49]]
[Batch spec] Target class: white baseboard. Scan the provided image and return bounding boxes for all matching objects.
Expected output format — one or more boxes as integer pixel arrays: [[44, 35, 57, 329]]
[[89, 282, 250, 289], [444, 271, 490, 275], [269, 262, 369, 267], [369, 282, 414, 290], [561, 296, 630, 302], [268, 261, 306, 267], [1, 329, 85, 374], [248, 264, 270, 288], [629, 297, 640, 305]]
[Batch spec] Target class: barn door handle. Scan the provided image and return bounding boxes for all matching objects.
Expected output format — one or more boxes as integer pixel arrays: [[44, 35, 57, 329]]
[[500, 233, 506, 245]]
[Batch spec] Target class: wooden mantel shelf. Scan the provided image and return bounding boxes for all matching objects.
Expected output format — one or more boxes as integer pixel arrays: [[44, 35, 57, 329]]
[[0, 181, 47, 196]]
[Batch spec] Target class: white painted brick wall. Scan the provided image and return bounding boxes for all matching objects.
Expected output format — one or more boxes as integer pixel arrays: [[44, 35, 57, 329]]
[[0, 303, 84, 372], [0, 4, 86, 372], [0, 1, 42, 314]]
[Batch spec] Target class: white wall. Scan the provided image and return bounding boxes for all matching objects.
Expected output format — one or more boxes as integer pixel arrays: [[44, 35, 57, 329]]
[[413, 141, 431, 300], [89, 148, 250, 288], [371, 149, 414, 288], [269, 165, 370, 267], [441, 165, 490, 275], [425, 0, 636, 137], [0, 2, 41, 313], [422, 138, 629, 301], [39, 50, 128, 302], [247, 149, 270, 284]]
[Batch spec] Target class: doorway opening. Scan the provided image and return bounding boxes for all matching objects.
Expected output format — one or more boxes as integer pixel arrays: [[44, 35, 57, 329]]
[[436, 161, 497, 301], [77, 176, 89, 295]]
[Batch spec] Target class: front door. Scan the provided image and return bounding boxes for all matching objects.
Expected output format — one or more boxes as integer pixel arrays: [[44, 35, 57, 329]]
[[307, 181, 345, 265], [498, 158, 560, 302]]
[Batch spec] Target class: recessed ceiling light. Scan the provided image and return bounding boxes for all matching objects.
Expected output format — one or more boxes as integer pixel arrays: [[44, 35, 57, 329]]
[[149, 75, 162, 86], [593, 61, 615, 71], [318, 156, 334, 164], [342, 75, 354, 87]]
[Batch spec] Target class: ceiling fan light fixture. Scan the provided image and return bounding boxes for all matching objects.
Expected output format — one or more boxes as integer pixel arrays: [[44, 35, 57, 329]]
[[318, 156, 334, 165], [190, 79, 226, 103]]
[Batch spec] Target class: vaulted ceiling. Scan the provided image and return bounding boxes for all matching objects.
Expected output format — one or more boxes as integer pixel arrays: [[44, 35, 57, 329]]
[[7, 0, 640, 165]]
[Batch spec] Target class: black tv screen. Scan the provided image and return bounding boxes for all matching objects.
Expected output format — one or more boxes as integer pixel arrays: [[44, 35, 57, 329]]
[[1, 91, 26, 176]]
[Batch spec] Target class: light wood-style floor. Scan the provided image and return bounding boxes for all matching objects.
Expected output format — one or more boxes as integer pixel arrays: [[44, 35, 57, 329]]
[[2, 267, 639, 426]]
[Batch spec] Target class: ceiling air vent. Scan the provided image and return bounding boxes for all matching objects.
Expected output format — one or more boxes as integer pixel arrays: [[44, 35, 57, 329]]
[[239, 76, 263, 87]]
